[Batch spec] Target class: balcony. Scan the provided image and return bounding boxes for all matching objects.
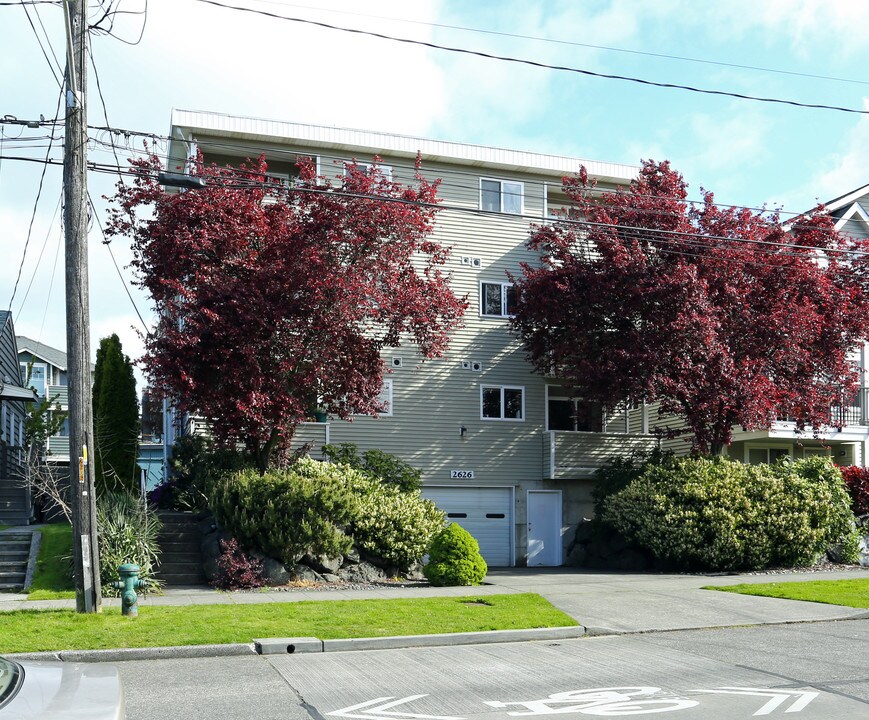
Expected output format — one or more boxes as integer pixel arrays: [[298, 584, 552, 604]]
[[45, 384, 68, 406], [46, 435, 70, 460], [776, 387, 869, 428], [543, 430, 659, 480]]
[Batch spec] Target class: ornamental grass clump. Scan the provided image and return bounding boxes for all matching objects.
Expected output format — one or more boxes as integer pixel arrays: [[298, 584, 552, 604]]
[[601, 455, 853, 572], [423, 523, 487, 586], [97, 491, 163, 595]]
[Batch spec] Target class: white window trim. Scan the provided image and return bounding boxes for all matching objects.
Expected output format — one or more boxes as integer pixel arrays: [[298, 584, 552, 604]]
[[479, 177, 524, 214], [20, 361, 47, 396], [378, 378, 393, 417], [479, 281, 515, 318], [480, 384, 525, 422]]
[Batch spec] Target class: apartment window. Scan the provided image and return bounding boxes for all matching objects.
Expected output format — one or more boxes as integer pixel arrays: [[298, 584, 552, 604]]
[[20, 362, 46, 398], [481, 385, 524, 421], [377, 379, 393, 417], [747, 447, 790, 465], [345, 162, 393, 181], [547, 396, 603, 432], [480, 178, 523, 214], [481, 282, 517, 317]]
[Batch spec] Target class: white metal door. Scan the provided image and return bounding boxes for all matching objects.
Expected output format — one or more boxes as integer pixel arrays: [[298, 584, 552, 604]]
[[422, 486, 514, 566], [527, 490, 562, 566]]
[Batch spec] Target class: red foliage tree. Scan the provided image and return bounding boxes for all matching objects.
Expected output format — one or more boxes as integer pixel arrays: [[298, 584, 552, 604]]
[[107, 153, 466, 470], [512, 160, 869, 454]]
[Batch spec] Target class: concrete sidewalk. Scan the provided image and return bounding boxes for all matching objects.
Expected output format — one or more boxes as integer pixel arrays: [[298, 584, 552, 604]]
[[3, 566, 868, 634]]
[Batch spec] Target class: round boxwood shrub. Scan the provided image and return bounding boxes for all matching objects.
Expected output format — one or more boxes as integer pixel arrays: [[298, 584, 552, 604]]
[[601, 455, 853, 571], [423, 523, 487, 586]]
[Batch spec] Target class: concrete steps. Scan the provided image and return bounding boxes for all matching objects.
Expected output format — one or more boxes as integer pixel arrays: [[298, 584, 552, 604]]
[[156, 511, 206, 586], [0, 531, 34, 591]]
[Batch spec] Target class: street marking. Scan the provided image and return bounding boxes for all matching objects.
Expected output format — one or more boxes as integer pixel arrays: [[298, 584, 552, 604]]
[[328, 695, 465, 720], [484, 688, 698, 716], [690, 688, 819, 716]]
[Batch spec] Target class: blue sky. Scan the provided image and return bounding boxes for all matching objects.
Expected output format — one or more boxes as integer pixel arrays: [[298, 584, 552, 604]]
[[1, 0, 867, 385]]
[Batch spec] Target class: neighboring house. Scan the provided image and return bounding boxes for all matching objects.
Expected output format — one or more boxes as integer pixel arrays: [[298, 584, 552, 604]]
[[1, 313, 36, 524], [167, 110, 660, 567], [16, 336, 74, 465]]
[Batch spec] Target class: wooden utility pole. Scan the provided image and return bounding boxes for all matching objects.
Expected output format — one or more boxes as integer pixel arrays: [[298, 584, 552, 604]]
[[63, 0, 101, 612]]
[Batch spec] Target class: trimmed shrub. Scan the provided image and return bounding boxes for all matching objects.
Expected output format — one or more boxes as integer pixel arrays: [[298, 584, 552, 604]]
[[840, 465, 869, 516], [97, 491, 163, 595], [211, 538, 266, 590], [353, 486, 445, 570], [602, 455, 853, 571], [209, 458, 366, 566], [423, 523, 487, 586], [322, 443, 422, 492]]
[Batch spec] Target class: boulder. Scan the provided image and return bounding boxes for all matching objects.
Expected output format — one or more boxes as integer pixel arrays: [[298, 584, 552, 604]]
[[260, 556, 292, 586], [303, 553, 344, 574], [321, 573, 342, 583], [292, 564, 325, 583], [337, 561, 387, 583], [342, 549, 361, 565]]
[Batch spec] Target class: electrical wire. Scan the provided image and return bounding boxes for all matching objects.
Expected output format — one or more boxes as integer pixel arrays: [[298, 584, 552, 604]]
[[7, 86, 64, 311], [246, 0, 869, 87], [88, 191, 150, 332], [19, 0, 63, 87], [13, 192, 62, 315], [191, 0, 869, 116]]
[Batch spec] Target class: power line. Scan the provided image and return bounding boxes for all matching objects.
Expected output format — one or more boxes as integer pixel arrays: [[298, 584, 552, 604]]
[[251, 0, 869, 87], [7, 87, 64, 311], [20, 0, 63, 87], [88, 191, 149, 333], [192, 0, 869, 116]]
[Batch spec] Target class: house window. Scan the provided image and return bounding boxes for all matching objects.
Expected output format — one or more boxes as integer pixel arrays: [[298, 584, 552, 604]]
[[481, 385, 524, 421], [480, 178, 523, 214], [377, 379, 393, 417], [20, 362, 46, 398], [481, 282, 517, 317], [547, 396, 603, 432], [747, 447, 790, 465], [345, 162, 393, 181]]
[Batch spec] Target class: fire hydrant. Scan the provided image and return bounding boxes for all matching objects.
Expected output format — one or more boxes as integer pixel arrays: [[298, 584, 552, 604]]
[[111, 563, 147, 617]]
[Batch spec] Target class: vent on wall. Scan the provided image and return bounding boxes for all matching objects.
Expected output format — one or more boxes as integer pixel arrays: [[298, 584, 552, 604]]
[[461, 256, 483, 268], [460, 360, 483, 371], [391, 357, 403, 368]]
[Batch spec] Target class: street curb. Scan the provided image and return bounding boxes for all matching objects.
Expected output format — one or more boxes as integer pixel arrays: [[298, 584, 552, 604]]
[[8, 643, 257, 663], [7, 627, 586, 663]]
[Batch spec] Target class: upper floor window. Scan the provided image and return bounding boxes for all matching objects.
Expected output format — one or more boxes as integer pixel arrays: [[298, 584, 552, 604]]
[[547, 395, 603, 432], [481, 282, 517, 317], [480, 178, 523, 214], [345, 162, 393, 182], [20, 362, 46, 398], [481, 385, 524, 421], [377, 379, 393, 417]]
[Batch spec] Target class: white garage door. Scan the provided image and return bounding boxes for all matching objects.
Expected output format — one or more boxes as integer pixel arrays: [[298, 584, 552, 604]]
[[423, 486, 514, 567]]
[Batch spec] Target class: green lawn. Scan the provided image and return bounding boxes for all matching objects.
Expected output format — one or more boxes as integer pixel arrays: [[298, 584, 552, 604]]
[[0, 593, 576, 653], [706, 577, 869, 608], [26, 523, 76, 600]]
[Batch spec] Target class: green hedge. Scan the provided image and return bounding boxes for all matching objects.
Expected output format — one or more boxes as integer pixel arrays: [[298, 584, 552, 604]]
[[601, 455, 853, 571], [209, 456, 444, 571]]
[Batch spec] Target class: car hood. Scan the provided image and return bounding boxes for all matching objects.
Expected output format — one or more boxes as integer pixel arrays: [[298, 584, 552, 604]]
[[1, 660, 124, 720]]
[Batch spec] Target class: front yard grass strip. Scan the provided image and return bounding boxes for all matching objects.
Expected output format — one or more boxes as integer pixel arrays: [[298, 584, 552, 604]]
[[704, 577, 869, 608], [26, 523, 76, 600], [0, 593, 577, 654]]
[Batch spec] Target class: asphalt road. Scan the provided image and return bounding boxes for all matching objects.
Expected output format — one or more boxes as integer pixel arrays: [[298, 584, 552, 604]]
[[116, 619, 869, 720]]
